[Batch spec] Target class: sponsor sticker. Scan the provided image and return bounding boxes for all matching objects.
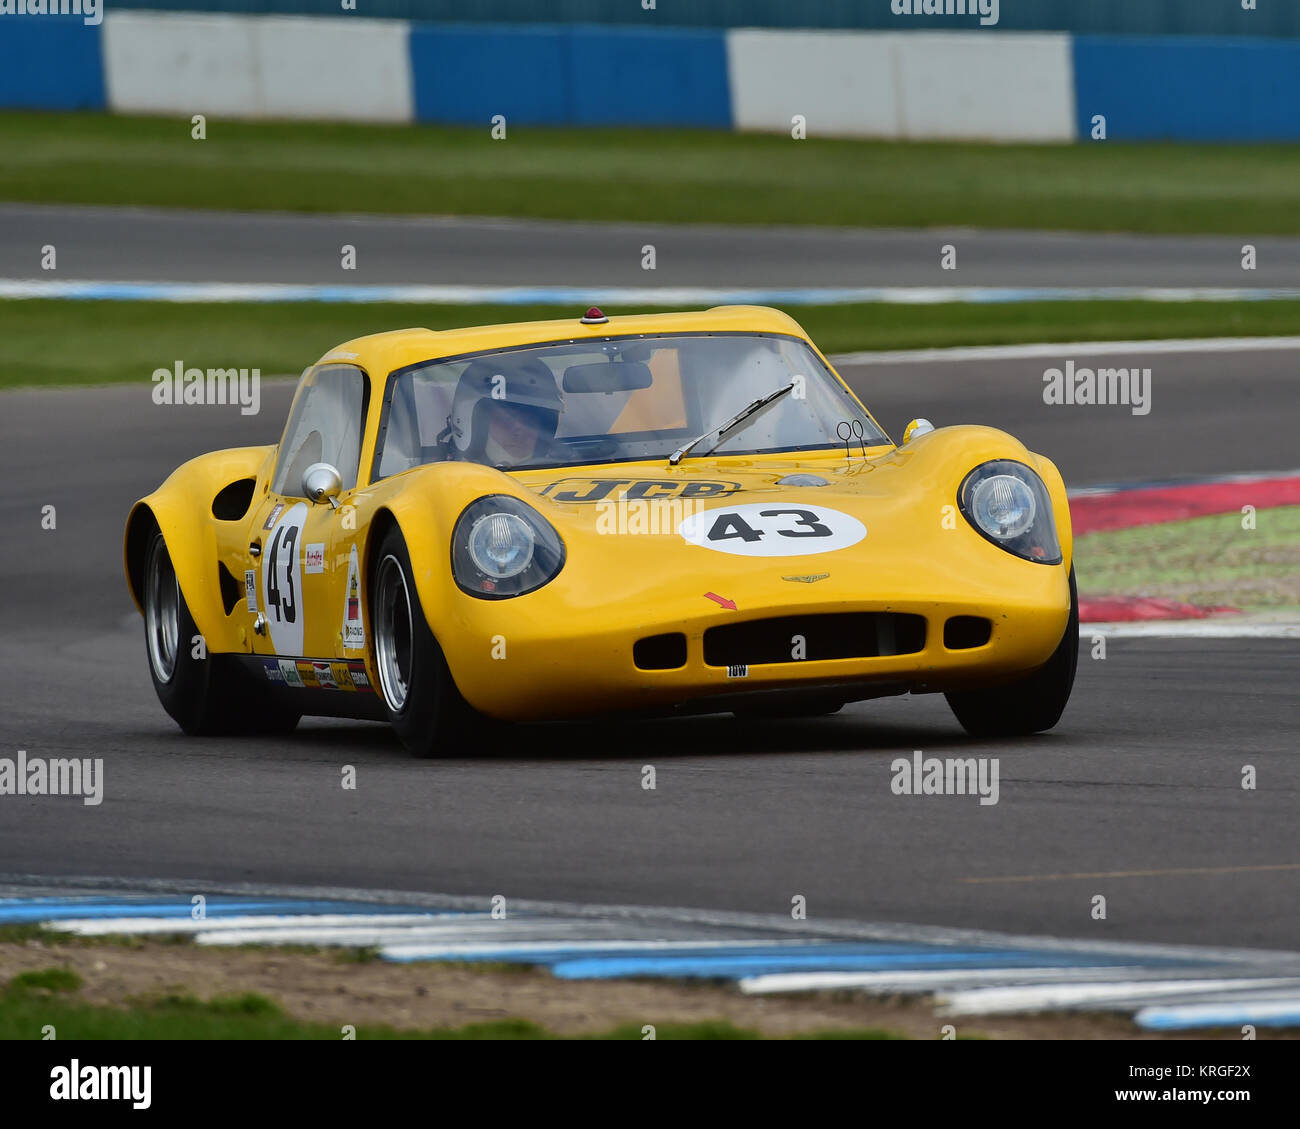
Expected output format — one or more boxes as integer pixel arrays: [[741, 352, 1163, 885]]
[[262, 502, 285, 531], [311, 661, 337, 690], [330, 662, 356, 691], [296, 661, 317, 688], [348, 663, 371, 691], [262, 659, 284, 683], [727, 664, 749, 679], [245, 570, 257, 612], [304, 542, 325, 574], [342, 545, 364, 650], [540, 478, 740, 503]]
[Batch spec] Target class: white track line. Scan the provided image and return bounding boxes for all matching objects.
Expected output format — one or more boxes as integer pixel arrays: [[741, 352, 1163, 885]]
[[1083, 621, 1300, 639], [193, 920, 752, 948], [380, 938, 800, 960], [47, 913, 462, 936], [937, 978, 1300, 1016], [831, 336, 1300, 366], [738, 967, 1152, 995], [6, 279, 1300, 307]]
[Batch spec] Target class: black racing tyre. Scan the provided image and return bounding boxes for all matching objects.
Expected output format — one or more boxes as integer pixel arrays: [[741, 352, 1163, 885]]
[[143, 530, 300, 736], [371, 524, 476, 757], [944, 566, 1079, 738]]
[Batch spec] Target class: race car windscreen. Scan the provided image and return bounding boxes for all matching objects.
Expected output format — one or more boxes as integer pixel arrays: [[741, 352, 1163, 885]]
[[373, 333, 884, 477]]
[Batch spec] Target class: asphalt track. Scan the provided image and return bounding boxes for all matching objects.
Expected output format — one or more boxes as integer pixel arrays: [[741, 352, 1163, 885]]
[[1, 343, 1296, 950], [5, 203, 1300, 288]]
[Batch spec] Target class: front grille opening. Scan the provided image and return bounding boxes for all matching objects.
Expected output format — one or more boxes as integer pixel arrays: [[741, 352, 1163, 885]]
[[944, 616, 992, 650], [634, 632, 687, 670], [218, 562, 244, 615], [704, 613, 925, 668], [212, 477, 256, 521]]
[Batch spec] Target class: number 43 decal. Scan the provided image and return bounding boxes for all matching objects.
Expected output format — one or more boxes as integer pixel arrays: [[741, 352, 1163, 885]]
[[260, 502, 307, 655], [680, 503, 865, 557], [708, 508, 832, 542]]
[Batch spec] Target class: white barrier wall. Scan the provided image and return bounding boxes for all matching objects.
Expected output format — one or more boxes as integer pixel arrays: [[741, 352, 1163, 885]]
[[102, 12, 414, 122], [727, 29, 1076, 141]]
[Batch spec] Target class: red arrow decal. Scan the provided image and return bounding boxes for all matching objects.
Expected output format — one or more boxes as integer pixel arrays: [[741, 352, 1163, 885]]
[[704, 592, 737, 611]]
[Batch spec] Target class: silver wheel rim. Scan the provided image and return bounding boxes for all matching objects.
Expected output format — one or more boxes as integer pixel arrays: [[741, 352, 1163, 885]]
[[375, 553, 413, 713], [145, 537, 180, 683]]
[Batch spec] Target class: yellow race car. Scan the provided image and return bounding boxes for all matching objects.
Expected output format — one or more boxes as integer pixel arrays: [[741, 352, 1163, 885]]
[[125, 306, 1076, 755]]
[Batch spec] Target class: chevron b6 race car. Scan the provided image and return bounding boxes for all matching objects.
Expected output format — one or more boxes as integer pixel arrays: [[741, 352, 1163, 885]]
[[125, 306, 1077, 755]]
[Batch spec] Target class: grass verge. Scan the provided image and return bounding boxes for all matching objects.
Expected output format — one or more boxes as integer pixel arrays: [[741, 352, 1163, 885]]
[[1075, 506, 1300, 611], [3, 112, 1300, 233], [4, 297, 1300, 389], [0, 978, 897, 1040]]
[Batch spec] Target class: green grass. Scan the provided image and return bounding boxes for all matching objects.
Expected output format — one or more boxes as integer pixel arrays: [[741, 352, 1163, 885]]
[[4, 111, 1300, 233], [1075, 506, 1300, 610], [4, 297, 1300, 389], [8, 967, 82, 993], [0, 983, 902, 1039]]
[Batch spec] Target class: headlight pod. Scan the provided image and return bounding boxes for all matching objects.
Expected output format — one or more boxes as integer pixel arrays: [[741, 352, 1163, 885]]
[[452, 495, 565, 598], [958, 460, 1062, 564]]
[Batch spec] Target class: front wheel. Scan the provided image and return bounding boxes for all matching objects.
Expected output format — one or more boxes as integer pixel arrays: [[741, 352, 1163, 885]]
[[143, 530, 299, 736], [944, 567, 1079, 738], [371, 525, 477, 757]]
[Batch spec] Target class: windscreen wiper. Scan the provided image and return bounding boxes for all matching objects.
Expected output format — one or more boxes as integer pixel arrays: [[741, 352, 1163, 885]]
[[668, 383, 795, 467]]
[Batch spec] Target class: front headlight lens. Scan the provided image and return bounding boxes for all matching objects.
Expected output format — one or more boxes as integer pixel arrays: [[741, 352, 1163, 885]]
[[958, 460, 1061, 564], [467, 512, 535, 579], [970, 474, 1037, 539], [453, 495, 564, 598]]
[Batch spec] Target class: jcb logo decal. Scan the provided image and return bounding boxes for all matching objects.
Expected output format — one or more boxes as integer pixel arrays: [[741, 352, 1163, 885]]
[[540, 479, 740, 503]]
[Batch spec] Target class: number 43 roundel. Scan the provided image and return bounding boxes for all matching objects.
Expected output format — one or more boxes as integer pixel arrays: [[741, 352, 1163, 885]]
[[262, 502, 308, 654], [679, 503, 866, 557]]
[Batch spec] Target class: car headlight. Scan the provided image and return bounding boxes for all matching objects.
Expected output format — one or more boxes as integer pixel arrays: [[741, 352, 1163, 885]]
[[958, 460, 1062, 564], [452, 495, 565, 598]]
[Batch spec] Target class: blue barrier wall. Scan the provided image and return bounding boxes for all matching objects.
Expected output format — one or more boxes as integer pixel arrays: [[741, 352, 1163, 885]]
[[84, 1, 1300, 38], [6, 12, 1300, 142], [0, 18, 105, 110], [1073, 36, 1300, 141], [408, 24, 731, 128]]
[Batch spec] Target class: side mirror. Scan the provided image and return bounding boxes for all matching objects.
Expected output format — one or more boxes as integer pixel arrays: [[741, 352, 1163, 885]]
[[302, 462, 342, 506], [902, 418, 935, 444]]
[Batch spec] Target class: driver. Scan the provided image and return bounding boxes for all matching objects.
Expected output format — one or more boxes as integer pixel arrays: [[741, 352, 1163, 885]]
[[449, 359, 564, 468]]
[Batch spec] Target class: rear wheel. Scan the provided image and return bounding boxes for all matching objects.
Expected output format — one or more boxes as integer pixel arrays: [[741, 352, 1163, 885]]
[[372, 525, 476, 757], [143, 530, 299, 736], [945, 567, 1079, 738]]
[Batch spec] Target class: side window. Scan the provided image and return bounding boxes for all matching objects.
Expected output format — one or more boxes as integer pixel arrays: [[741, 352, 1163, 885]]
[[273, 364, 368, 496]]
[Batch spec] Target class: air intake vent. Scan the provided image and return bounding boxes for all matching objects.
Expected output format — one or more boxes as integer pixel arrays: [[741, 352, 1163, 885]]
[[704, 613, 925, 668], [634, 633, 687, 670], [944, 616, 992, 649], [212, 478, 256, 521]]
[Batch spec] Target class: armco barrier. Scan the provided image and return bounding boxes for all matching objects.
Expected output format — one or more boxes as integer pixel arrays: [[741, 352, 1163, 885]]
[[726, 29, 1075, 141], [4, 13, 1300, 142], [407, 23, 731, 128], [0, 18, 104, 110], [102, 12, 413, 121], [76, 0, 1300, 39], [1073, 34, 1300, 141]]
